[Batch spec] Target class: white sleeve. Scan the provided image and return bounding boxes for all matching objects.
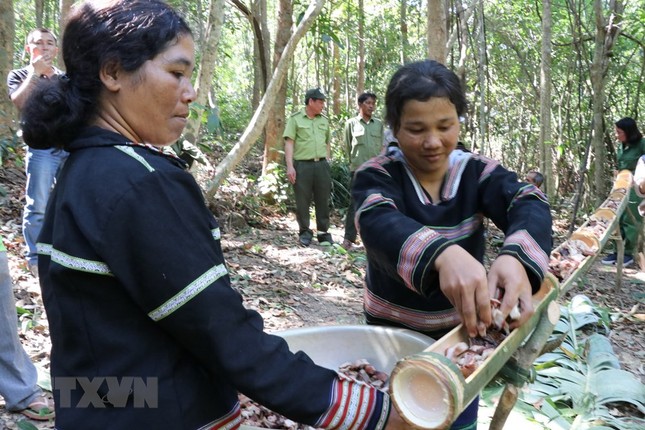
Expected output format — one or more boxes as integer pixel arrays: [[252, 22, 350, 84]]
[[634, 156, 645, 198]]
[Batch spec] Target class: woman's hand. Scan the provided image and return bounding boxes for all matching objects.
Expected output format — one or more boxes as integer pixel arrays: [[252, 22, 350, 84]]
[[487, 255, 534, 330], [434, 245, 491, 337]]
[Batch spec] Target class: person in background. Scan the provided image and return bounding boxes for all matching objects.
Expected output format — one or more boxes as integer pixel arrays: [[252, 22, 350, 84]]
[[601, 117, 645, 268], [634, 155, 645, 218], [0, 234, 54, 421], [525, 170, 544, 189], [284, 88, 333, 246], [352, 60, 552, 429], [20, 1, 406, 429], [7, 28, 68, 278], [342, 92, 384, 251]]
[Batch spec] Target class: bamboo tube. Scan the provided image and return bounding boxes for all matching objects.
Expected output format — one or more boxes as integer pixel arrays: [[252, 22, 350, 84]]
[[613, 169, 633, 190], [389, 276, 559, 429], [569, 230, 600, 252]]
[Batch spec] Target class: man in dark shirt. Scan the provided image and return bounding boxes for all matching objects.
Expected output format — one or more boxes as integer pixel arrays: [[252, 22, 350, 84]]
[[7, 28, 68, 277]]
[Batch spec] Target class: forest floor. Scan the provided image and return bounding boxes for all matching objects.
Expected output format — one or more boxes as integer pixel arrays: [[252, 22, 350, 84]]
[[0, 159, 644, 429]]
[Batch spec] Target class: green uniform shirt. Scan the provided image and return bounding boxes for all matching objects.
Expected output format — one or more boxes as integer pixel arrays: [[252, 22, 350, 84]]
[[617, 138, 645, 172], [344, 115, 384, 171], [283, 109, 331, 160], [0, 234, 5, 252]]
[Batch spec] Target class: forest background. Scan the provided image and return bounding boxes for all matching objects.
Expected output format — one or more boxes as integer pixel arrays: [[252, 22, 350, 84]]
[[0, 1, 644, 428], [0, 0, 644, 218]]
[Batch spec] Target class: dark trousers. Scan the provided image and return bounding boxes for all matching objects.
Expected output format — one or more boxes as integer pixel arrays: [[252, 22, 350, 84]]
[[293, 160, 331, 234], [619, 187, 643, 255], [344, 172, 358, 242]]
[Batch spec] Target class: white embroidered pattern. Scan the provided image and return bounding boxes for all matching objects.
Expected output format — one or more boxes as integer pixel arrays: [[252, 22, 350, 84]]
[[212, 228, 221, 241], [115, 146, 156, 172], [37, 243, 113, 275], [148, 264, 228, 321]]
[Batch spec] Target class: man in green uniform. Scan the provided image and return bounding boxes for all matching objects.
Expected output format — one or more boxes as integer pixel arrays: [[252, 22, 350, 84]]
[[342, 92, 384, 250], [284, 88, 332, 246], [602, 117, 645, 267]]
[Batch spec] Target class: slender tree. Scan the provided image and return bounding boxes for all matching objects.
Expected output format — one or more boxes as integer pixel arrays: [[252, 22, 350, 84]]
[[0, 0, 15, 139], [427, 0, 447, 63], [400, 0, 408, 64], [209, 0, 326, 197], [58, 0, 73, 67], [332, 41, 341, 116], [539, 0, 553, 197], [262, 0, 294, 174], [35, 0, 44, 28], [590, 0, 624, 200], [356, 0, 365, 95], [183, 0, 226, 144], [476, 0, 487, 155]]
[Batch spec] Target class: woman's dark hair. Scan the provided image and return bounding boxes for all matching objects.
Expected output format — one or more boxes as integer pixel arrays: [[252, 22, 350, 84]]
[[385, 60, 467, 133], [21, 0, 192, 150], [615, 117, 643, 145]]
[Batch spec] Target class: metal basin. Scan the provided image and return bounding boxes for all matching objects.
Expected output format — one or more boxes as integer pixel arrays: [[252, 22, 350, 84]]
[[240, 325, 434, 430], [274, 324, 435, 374]]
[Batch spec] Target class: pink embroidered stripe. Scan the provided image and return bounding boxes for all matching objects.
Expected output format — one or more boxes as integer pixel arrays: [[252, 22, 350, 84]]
[[356, 155, 391, 175], [503, 230, 549, 273], [398, 227, 442, 292], [473, 154, 499, 183], [364, 288, 461, 332]]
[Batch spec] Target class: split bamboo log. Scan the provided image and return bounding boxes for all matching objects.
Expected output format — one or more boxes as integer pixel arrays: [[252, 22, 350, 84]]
[[388, 275, 559, 430], [488, 300, 560, 430], [553, 170, 631, 294]]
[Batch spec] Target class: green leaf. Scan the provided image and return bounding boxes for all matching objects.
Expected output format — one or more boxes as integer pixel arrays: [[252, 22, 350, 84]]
[[17, 421, 39, 430], [518, 297, 645, 428]]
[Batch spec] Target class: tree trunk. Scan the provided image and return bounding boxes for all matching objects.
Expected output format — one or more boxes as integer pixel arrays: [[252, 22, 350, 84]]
[[207, 0, 326, 199], [58, 0, 73, 67], [35, 0, 44, 28], [251, 0, 271, 109], [539, 0, 553, 197], [476, 0, 487, 155], [332, 42, 341, 116], [0, 0, 14, 140], [251, 1, 263, 110], [454, 0, 472, 82], [426, 0, 447, 63], [261, 0, 293, 175], [591, 0, 623, 201], [400, 0, 408, 64], [183, 0, 226, 144], [356, 0, 365, 96]]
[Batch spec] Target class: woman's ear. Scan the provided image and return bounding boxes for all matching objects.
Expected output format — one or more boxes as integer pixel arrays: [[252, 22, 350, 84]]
[[99, 60, 122, 92]]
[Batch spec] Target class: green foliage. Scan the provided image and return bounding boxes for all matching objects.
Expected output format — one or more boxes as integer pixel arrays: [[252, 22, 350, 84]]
[[257, 162, 291, 213], [17, 305, 38, 333], [17, 420, 39, 430], [513, 295, 645, 429], [329, 157, 351, 212], [0, 125, 23, 167], [8, 0, 645, 208]]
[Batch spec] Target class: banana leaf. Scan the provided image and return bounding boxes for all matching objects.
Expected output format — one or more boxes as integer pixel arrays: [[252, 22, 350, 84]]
[[515, 299, 645, 430]]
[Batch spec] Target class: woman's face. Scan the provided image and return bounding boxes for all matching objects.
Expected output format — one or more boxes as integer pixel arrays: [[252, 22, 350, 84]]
[[615, 126, 627, 143], [395, 97, 460, 181], [98, 34, 196, 146]]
